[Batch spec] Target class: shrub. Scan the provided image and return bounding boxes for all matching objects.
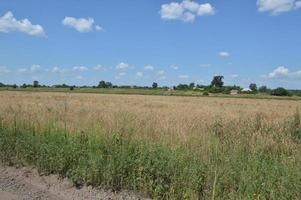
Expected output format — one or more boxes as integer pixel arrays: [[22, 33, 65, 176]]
[[203, 91, 209, 96], [271, 87, 290, 96]]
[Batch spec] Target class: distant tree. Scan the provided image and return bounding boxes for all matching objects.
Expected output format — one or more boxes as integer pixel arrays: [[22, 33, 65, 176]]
[[152, 82, 158, 89], [33, 80, 39, 88], [12, 84, 17, 89], [0, 82, 5, 87], [70, 86, 75, 91], [175, 84, 190, 90], [105, 82, 113, 88], [211, 76, 224, 88], [258, 85, 268, 93], [21, 84, 27, 88], [97, 81, 112, 88], [271, 87, 290, 96], [249, 83, 258, 92], [98, 80, 107, 88], [189, 82, 195, 89]]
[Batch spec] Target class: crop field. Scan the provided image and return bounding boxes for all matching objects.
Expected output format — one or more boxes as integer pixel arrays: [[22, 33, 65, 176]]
[[1, 91, 301, 199]]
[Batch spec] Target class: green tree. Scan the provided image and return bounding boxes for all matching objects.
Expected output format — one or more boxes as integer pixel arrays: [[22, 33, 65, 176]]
[[249, 83, 258, 92], [271, 87, 290, 96], [211, 76, 224, 88], [152, 82, 158, 89], [33, 80, 39, 88], [258, 85, 268, 93], [98, 80, 106, 88], [189, 82, 195, 89]]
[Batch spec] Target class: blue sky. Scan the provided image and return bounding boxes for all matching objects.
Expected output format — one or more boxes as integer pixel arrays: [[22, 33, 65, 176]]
[[0, 0, 301, 88]]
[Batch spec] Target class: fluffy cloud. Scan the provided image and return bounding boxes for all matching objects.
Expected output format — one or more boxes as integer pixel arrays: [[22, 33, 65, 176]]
[[144, 65, 154, 70], [51, 66, 63, 73], [296, 1, 301, 8], [136, 72, 143, 78], [0, 11, 45, 36], [178, 75, 189, 79], [116, 62, 129, 70], [266, 66, 301, 78], [72, 66, 88, 72], [62, 16, 102, 32], [30, 64, 41, 73], [219, 51, 230, 58], [17, 64, 41, 73], [160, 0, 215, 22], [257, 0, 301, 15]]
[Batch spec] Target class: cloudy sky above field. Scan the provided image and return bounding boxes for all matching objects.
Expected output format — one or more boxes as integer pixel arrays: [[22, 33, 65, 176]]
[[0, 0, 301, 88]]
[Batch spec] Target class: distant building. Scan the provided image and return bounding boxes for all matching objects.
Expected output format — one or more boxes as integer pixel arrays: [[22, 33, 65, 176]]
[[230, 90, 239, 95], [242, 88, 252, 92]]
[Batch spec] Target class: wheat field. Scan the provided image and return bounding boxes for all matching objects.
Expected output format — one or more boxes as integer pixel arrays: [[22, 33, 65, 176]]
[[1, 91, 301, 199]]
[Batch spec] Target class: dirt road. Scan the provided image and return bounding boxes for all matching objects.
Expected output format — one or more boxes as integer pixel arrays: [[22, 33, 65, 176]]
[[0, 165, 149, 200]]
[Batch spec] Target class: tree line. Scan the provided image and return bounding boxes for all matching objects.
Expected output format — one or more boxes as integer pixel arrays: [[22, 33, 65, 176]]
[[1, 76, 300, 97]]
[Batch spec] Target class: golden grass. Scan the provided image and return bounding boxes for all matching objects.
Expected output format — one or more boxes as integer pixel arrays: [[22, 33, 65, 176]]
[[1, 91, 301, 199], [1, 91, 300, 144]]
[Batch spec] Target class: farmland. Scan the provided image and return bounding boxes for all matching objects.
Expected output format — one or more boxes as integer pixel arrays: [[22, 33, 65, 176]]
[[1, 91, 301, 199]]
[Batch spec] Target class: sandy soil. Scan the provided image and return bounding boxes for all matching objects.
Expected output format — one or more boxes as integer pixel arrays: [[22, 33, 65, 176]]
[[0, 165, 150, 200]]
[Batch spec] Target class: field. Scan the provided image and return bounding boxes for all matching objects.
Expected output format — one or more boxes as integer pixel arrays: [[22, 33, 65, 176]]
[[1, 91, 301, 199]]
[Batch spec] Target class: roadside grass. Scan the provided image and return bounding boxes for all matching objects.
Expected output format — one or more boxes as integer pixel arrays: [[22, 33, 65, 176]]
[[1, 110, 301, 199]]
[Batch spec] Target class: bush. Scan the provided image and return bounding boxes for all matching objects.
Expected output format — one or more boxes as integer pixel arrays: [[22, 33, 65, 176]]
[[271, 87, 290, 96], [203, 91, 209, 96]]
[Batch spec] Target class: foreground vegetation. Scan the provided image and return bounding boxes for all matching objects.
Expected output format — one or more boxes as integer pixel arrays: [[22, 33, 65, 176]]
[[1, 92, 301, 199]]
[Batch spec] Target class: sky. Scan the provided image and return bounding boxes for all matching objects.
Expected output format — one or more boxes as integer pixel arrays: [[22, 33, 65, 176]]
[[0, 0, 301, 89]]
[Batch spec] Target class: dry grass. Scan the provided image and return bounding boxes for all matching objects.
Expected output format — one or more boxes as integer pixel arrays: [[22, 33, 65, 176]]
[[1, 91, 301, 199], [1, 91, 299, 140]]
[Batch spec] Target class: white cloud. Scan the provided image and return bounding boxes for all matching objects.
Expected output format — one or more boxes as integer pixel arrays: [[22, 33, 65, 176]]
[[219, 51, 230, 58], [266, 66, 301, 78], [197, 3, 216, 15], [62, 16, 102, 32], [116, 62, 129, 70], [30, 64, 41, 73], [93, 64, 105, 71], [178, 74, 189, 79], [170, 65, 179, 70], [0, 11, 45, 36], [144, 65, 154, 70], [16, 64, 41, 73], [136, 72, 143, 78], [257, 0, 301, 14], [51, 66, 62, 73], [72, 66, 88, 72], [296, 1, 301, 8], [95, 25, 103, 31], [160, 0, 215, 23]]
